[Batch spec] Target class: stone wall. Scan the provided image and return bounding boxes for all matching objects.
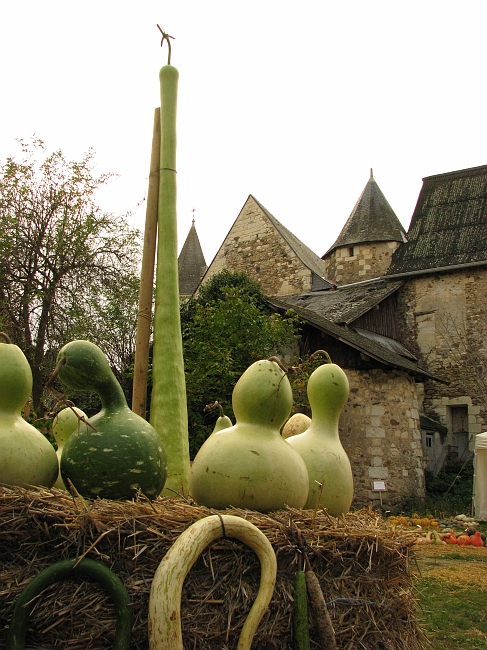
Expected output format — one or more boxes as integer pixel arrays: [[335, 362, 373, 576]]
[[396, 267, 487, 449], [324, 241, 401, 285], [203, 196, 313, 296], [338, 368, 425, 508]]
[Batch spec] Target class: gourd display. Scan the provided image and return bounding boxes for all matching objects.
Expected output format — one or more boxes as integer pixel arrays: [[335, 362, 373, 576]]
[[51, 406, 87, 490], [149, 514, 276, 650], [56, 340, 167, 500], [189, 359, 309, 512], [0, 333, 58, 488], [6, 558, 132, 650], [287, 353, 353, 515]]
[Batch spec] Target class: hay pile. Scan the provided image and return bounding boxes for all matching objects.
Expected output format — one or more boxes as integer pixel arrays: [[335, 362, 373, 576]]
[[0, 485, 425, 649]]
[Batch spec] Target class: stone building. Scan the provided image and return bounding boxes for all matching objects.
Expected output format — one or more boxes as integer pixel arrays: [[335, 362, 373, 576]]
[[184, 164, 486, 509]]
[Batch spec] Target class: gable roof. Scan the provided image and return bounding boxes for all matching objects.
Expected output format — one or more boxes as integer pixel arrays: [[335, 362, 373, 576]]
[[267, 295, 441, 381], [276, 279, 403, 325], [250, 196, 333, 289], [178, 221, 207, 295], [324, 172, 407, 257], [387, 165, 487, 275]]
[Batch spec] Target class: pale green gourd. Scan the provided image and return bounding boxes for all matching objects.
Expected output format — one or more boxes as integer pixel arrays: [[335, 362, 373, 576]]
[[282, 413, 312, 439], [189, 359, 309, 512], [0, 333, 58, 488], [287, 354, 353, 515], [51, 406, 87, 490]]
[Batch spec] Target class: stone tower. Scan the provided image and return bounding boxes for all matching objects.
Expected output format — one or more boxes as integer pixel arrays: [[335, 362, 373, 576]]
[[178, 220, 207, 297], [323, 171, 407, 285]]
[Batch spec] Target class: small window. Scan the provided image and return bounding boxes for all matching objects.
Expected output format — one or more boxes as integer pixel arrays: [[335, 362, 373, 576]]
[[425, 435, 433, 448], [348, 246, 355, 257]]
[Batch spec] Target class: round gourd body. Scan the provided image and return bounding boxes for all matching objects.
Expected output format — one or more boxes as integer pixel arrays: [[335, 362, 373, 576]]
[[52, 406, 87, 490], [56, 339, 167, 500], [60, 407, 167, 500], [287, 362, 353, 515], [0, 341, 58, 488], [282, 413, 311, 439], [190, 360, 309, 512]]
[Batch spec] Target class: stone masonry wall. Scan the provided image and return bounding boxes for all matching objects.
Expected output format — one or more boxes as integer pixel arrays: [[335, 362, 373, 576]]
[[338, 368, 425, 509], [396, 267, 487, 449], [203, 197, 313, 296], [324, 241, 401, 285]]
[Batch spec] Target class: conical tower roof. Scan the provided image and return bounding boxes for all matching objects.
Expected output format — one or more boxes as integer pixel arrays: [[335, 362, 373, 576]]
[[324, 171, 407, 256], [178, 220, 207, 295]]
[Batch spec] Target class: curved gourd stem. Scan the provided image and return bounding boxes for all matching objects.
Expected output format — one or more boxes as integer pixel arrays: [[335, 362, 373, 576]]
[[148, 514, 277, 650], [0, 332, 12, 343], [6, 558, 132, 650]]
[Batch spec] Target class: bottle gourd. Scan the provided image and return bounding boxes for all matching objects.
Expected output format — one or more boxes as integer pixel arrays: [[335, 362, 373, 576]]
[[51, 406, 87, 490], [190, 359, 309, 512], [0, 333, 58, 488], [287, 356, 353, 515], [56, 340, 167, 500]]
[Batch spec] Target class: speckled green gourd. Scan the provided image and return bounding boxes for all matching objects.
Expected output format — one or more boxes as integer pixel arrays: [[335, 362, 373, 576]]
[[189, 359, 309, 512], [57, 340, 167, 500], [287, 360, 353, 515], [0, 335, 58, 488], [52, 406, 87, 490]]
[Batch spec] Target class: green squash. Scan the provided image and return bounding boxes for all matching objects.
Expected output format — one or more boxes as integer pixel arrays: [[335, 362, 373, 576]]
[[56, 340, 167, 500], [189, 359, 309, 512], [0, 334, 58, 488], [287, 358, 353, 515]]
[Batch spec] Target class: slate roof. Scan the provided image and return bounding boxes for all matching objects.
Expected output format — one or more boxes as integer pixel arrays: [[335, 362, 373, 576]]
[[324, 172, 407, 257], [267, 295, 440, 381], [387, 165, 487, 275], [178, 221, 207, 295], [275, 279, 403, 325], [251, 196, 333, 290]]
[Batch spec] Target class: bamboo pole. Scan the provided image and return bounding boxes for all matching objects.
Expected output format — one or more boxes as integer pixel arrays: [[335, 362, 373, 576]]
[[132, 107, 160, 417]]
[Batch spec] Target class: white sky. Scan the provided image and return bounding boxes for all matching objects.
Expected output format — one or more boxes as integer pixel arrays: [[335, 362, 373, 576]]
[[1, 0, 486, 265]]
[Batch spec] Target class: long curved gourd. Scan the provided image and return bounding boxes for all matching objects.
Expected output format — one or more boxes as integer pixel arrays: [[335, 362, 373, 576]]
[[148, 514, 277, 650], [0, 333, 58, 488], [6, 558, 132, 650], [288, 353, 353, 515]]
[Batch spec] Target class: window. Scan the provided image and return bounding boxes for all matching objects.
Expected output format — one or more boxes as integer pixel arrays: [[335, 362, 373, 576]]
[[348, 246, 355, 257]]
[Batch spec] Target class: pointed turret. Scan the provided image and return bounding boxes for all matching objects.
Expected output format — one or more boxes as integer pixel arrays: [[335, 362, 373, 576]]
[[323, 172, 407, 285], [178, 220, 207, 296]]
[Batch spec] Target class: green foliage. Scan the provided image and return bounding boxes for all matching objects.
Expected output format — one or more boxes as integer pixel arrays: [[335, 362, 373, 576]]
[[0, 138, 141, 415], [178, 271, 301, 457]]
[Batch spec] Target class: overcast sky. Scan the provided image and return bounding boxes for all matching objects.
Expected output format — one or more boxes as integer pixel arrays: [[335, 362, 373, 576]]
[[1, 0, 486, 265]]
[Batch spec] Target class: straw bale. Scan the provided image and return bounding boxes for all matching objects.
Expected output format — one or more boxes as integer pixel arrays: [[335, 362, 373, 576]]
[[0, 485, 426, 649]]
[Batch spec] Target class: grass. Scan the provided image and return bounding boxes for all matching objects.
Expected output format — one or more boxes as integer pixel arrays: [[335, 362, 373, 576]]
[[417, 577, 487, 649]]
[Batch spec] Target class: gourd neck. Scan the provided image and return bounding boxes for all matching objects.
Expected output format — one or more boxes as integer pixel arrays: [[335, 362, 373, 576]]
[[309, 408, 341, 438], [97, 376, 128, 411]]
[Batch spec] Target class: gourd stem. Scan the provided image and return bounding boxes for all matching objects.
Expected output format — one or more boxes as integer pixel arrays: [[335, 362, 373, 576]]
[[0, 332, 12, 344], [309, 350, 332, 364], [157, 24, 174, 65]]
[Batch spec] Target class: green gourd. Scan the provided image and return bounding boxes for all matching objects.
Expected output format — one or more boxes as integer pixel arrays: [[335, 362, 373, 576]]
[[51, 406, 87, 490], [6, 558, 131, 650], [56, 340, 167, 500], [287, 354, 353, 515], [189, 359, 309, 513], [205, 401, 233, 434], [0, 333, 58, 488]]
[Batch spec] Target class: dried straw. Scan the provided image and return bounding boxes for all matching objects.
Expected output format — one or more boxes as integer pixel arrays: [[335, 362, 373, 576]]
[[0, 485, 426, 649]]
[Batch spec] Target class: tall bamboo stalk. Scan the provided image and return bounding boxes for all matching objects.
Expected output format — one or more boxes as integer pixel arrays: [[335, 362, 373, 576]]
[[132, 107, 160, 418]]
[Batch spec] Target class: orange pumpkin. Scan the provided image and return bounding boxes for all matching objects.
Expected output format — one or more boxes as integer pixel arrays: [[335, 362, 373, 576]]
[[456, 535, 472, 546]]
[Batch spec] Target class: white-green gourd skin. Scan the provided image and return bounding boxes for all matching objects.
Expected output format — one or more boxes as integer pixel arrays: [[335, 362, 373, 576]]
[[52, 406, 87, 490], [287, 362, 354, 515], [58, 340, 167, 501], [150, 63, 191, 496], [189, 359, 309, 513], [0, 341, 58, 488]]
